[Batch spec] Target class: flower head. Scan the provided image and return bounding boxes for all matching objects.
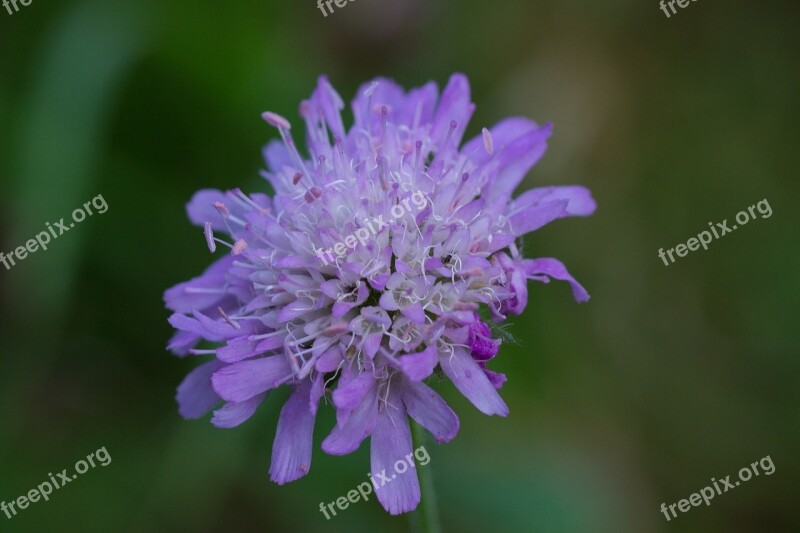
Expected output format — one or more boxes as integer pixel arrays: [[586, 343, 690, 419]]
[[164, 74, 595, 515]]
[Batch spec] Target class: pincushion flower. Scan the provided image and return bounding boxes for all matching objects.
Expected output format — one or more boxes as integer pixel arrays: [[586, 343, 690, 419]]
[[164, 74, 595, 515]]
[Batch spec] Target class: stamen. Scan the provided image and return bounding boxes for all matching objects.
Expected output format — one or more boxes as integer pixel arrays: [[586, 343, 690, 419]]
[[448, 172, 471, 212], [213, 202, 230, 217], [380, 105, 388, 148], [185, 287, 227, 295], [442, 120, 457, 150], [189, 349, 217, 355], [482, 127, 494, 156], [218, 307, 241, 330], [261, 111, 291, 130], [414, 140, 423, 175], [232, 239, 248, 256], [204, 222, 216, 253]]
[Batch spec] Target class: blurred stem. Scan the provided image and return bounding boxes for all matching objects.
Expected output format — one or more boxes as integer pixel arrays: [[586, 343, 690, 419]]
[[409, 422, 442, 533]]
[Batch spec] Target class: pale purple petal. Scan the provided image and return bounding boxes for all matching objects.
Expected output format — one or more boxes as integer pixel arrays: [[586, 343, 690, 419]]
[[211, 393, 267, 429], [522, 257, 590, 302], [402, 380, 459, 443], [507, 200, 568, 237], [370, 388, 420, 515], [322, 386, 378, 456], [399, 345, 438, 382], [270, 380, 318, 484], [211, 355, 291, 402], [439, 347, 509, 416], [176, 359, 225, 419]]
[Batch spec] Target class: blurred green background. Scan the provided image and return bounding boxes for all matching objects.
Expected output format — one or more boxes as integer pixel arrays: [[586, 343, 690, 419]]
[[1, 0, 798, 531]]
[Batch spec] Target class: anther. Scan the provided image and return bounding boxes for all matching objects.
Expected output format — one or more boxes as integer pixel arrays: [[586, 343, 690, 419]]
[[482, 127, 494, 156], [213, 202, 230, 217], [232, 239, 248, 256], [204, 222, 216, 253], [261, 111, 291, 130]]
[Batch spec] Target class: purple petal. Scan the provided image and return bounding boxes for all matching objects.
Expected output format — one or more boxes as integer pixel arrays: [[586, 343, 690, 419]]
[[511, 186, 596, 217], [439, 347, 509, 416], [507, 200, 568, 237], [316, 345, 343, 372], [431, 73, 473, 147], [310, 373, 325, 415], [399, 345, 438, 382], [322, 386, 378, 456], [211, 355, 291, 402], [168, 311, 249, 343], [163, 255, 234, 313], [217, 337, 265, 363], [484, 369, 507, 389], [402, 380, 459, 443], [176, 359, 225, 419], [270, 380, 318, 484], [370, 388, 420, 515], [462, 117, 539, 167], [400, 302, 426, 324], [186, 189, 229, 230], [167, 329, 200, 357], [521, 257, 590, 302], [485, 122, 554, 207], [333, 371, 374, 410], [211, 393, 267, 429]]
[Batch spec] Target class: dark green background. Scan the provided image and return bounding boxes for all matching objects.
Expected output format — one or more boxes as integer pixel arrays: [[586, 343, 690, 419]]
[[1, 0, 797, 531]]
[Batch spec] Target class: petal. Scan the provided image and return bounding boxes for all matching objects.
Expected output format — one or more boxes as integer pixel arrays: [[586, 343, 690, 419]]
[[270, 380, 318, 484], [484, 369, 507, 390], [363, 331, 383, 359], [521, 257, 590, 302], [322, 385, 378, 456], [312, 75, 346, 139], [400, 302, 426, 324], [310, 372, 325, 415], [379, 290, 399, 311], [185, 189, 229, 230], [439, 347, 509, 416], [163, 255, 234, 313], [211, 355, 291, 403], [511, 185, 596, 217], [167, 329, 200, 357], [431, 73, 473, 147], [399, 345, 438, 382], [402, 380, 459, 443], [485, 122, 554, 207], [333, 370, 374, 411], [507, 200, 568, 237], [211, 393, 267, 429], [316, 345, 343, 372], [176, 359, 225, 419], [216, 337, 265, 363], [370, 389, 420, 515], [462, 117, 539, 167], [351, 77, 407, 130]]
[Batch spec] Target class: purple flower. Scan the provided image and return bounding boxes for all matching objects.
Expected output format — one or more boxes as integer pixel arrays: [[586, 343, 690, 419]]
[[164, 74, 595, 515]]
